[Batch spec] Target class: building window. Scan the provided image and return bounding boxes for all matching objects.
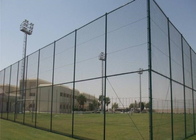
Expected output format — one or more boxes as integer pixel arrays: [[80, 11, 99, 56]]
[[60, 92, 63, 96], [64, 93, 66, 97], [60, 104, 62, 109], [30, 93, 35, 96]]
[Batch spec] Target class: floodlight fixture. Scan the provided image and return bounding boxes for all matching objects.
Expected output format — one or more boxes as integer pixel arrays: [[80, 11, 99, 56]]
[[20, 19, 34, 35], [99, 52, 105, 61]]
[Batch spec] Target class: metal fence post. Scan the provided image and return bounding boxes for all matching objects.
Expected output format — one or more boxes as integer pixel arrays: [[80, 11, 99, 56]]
[[14, 61, 20, 122], [190, 49, 195, 134], [72, 29, 77, 137], [167, 18, 174, 140], [147, 0, 153, 139], [181, 35, 186, 138], [23, 56, 28, 124], [1, 69, 6, 118], [7, 65, 12, 120], [50, 41, 56, 131], [103, 12, 108, 140], [35, 49, 40, 127]]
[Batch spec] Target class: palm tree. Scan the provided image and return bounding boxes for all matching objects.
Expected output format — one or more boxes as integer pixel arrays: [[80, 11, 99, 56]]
[[99, 95, 104, 111], [129, 103, 134, 109], [112, 102, 118, 110], [98, 95, 104, 103], [93, 99, 98, 108], [105, 97, 110, 111], [92, 99, 98, 113], [77, 94, 86, 110], [145, 102, 149, 110]]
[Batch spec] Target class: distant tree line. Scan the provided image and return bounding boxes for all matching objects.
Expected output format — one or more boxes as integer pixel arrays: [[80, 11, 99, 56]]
[[76, 95, 149, 113], [75, 94, 111, 112]]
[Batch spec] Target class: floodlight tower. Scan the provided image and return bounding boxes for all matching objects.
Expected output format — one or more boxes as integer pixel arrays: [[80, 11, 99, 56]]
[[99, 52, 105, 114], [20, 19, 34, 112], [138, 68, 143, 113]]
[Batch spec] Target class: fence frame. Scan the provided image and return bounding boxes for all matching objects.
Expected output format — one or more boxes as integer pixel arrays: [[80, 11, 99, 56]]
[[0, 0, 195, 140]]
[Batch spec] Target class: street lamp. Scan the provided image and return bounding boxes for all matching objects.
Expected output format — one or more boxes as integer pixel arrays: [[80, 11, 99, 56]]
[[20, 19, 34, 113], [138, 68, 143, 113], [99, 52, 105, 114]]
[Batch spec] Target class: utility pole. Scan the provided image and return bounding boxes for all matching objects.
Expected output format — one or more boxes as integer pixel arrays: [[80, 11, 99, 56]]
[[99, 52, 105, 114], [138, 68, 143, 113], [20, 19, 34, 113]]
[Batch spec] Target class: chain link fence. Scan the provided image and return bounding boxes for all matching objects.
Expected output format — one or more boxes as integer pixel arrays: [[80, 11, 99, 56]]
[[0, 0, 195, 140]]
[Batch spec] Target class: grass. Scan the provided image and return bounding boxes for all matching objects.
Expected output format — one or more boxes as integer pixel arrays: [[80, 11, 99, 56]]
[[187, 135, 196, 140], [0, 112, 196, 140], [0, 119, 74, 140], [2, 112, 150, 140]]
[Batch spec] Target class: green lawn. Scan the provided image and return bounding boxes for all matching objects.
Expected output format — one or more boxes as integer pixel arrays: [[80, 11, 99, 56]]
[[0, 119, 75, 140], [187, 135, 196, 140], [0, 112, 195, 140], [2, 112, 150, 140]]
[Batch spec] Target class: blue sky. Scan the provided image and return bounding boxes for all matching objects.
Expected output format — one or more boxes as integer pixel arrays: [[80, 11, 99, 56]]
[[0, 0, 195, 70], [0, 0, 196, 69]]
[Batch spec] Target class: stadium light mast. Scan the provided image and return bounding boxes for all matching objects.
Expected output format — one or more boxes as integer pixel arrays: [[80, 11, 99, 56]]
[[138, 68, 143, 113], [99, 52, 105, 114], [20, 19, 34, 112]]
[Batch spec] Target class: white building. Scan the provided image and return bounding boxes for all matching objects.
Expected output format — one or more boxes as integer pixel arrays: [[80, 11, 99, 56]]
[[0, 79, 97, 114]]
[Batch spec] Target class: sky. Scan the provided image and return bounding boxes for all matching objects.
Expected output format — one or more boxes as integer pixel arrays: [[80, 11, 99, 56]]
[[0, 0, 195, 70]]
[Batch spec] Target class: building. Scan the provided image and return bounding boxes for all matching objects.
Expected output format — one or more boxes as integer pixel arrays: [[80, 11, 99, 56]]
[[0, 79, 97, 114], [0, 85, 21, 113]]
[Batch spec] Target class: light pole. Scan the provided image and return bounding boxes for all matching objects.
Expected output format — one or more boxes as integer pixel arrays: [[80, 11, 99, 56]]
[[138, 68, 143, 113], [99, 52, 105, 114], [20, 19, 34, 113]]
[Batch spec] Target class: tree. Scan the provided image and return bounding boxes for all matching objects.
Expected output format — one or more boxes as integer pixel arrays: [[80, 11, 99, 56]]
[[112, 102, 118, 110], [105, 97, 111, 111], [135, 100, 138, 108], [92, 99, 99, 112], [145, 102, 149, 109], [99, 95, 104, 111], [93, 99, 98, 108], [139, 102, 145, 111], [89, 103, 94, 111], [99, 95, 104, 104], [77, 94, 86, 110], [97, 102, 101, 108], [129, 103, 134, 109]]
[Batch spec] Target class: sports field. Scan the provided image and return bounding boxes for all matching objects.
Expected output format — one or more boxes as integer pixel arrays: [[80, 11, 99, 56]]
[[0, 112, 195, 140]]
